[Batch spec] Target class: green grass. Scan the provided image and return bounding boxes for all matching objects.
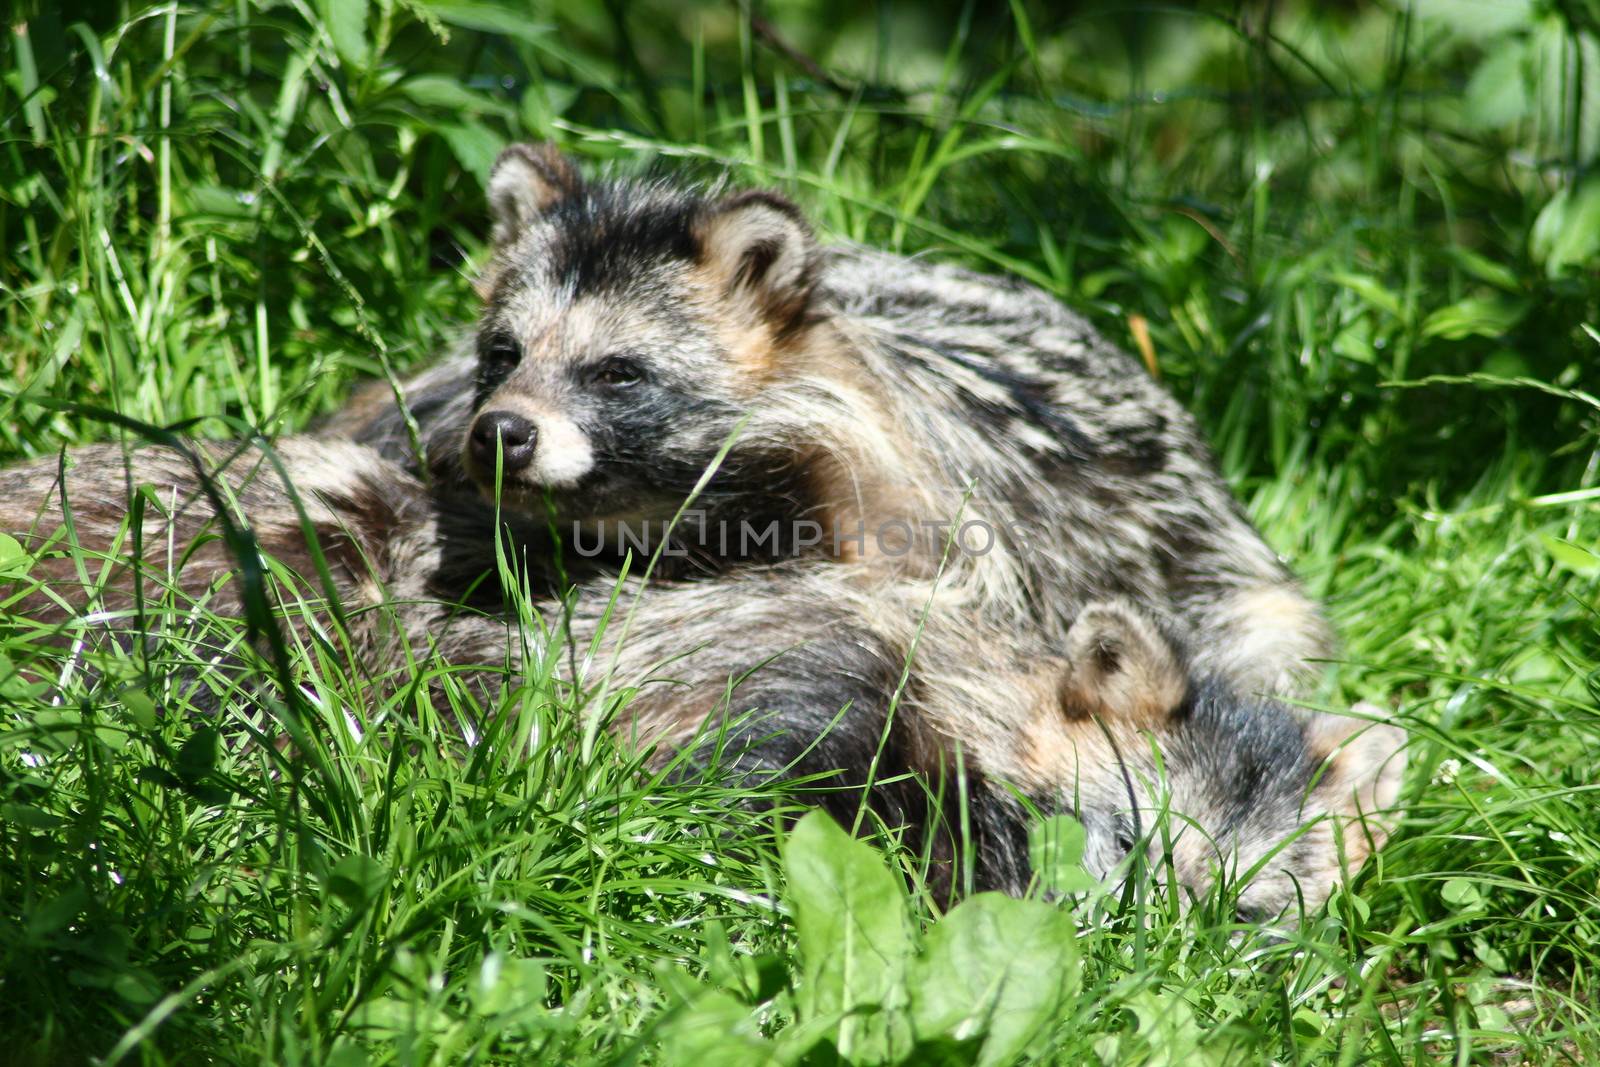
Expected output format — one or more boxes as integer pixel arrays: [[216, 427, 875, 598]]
[[4, 0, 1600, 1062]]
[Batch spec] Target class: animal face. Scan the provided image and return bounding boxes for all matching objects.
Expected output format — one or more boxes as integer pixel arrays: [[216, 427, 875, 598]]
[[1037, 601, 1406, 920], [462, 144, 820, 528]]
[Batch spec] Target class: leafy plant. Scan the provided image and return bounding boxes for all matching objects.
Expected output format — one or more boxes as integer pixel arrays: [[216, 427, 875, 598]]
[[654, 811, 1082, 1066], [2, 0, 1599, 1063]]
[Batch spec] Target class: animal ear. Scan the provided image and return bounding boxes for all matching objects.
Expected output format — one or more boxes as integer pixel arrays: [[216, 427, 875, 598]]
[[694, 191, 817, 331], [486, 143, 582, 246], [1058, 600, 1187, 724], [1307, 705, 1408, 864]]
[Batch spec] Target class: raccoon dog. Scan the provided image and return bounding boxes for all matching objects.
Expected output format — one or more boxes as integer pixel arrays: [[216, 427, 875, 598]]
[[331, 144, 1332, 697], [0, 438, 1403, 913]]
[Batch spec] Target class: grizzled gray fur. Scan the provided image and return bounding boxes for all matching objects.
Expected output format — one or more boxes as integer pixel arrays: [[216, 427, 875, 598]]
[[0, 145, 1403, 918], [328, 143, 1332, 699], [0, 438, 1403, 915]]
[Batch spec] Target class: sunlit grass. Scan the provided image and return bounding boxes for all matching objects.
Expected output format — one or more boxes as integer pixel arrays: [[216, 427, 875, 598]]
[[2, 0, 1599, 1062]]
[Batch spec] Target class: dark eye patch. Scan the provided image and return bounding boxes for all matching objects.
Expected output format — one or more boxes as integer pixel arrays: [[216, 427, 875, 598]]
[[479, 333, 522, 381], [1114, 816, 1137, 856], [589, 354, 647, 389]]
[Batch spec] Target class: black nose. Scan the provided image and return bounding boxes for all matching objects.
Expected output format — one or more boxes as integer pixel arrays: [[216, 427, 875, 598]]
[[469, 411, 538, 473]]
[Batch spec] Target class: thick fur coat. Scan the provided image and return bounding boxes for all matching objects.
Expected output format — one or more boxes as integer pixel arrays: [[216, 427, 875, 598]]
[[330, 145, 1331, 698], [0, 437, 1403, 910]]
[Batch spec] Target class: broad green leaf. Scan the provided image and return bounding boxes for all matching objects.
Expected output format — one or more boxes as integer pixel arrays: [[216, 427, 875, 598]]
[[400, 75, 516, 119], [1441, 877, 1486, 911], [2, 803, 66, 829], [1291, 1008, 1326, 1037], [1472, 934, 1510, 971], [319, 0, 370, 69], [25, 887, 89, 938], [1539, 534, 1600, 575], [1331, 323, 1378, 365], [1443, 246, 1523, 292], [782, 811, 914, 1065], [175, 726, 219, 782], [325, 1041, 371, 1067], [520, 81, 580, 139], [417, 1, 552, 44], [441, 121, 506, 187], [1327, 272, 1402, 319], [909, 893, 1080, 1067], [1331, 887, 1371, 924], [1419, 297, 1529, 340], [1463, 40, 1530, 129], [0, 532, 32, 578], [1530, 178, 1600, 277], [471, 953, 546, 1017], [1123, 991, 1224, 1067], [655, 990, 777, 1067], [0, 670, 47, 702], [1473, 1001, 1513, 1031], [329, 854, 388, 908], [121, 689, 158, 730], [1412, 0, 1533, 40], [1028, 814, 1101, 894], [112, 971, 162, 1006], [186, 185, 254, 219], [1530, 19, 1600, 165]]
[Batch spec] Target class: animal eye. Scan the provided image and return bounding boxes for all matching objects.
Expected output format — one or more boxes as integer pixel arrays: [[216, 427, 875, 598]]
[[591, 355, 646, 389], [483, 335, 522, 375], [1114, 831, 1136, 855]]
